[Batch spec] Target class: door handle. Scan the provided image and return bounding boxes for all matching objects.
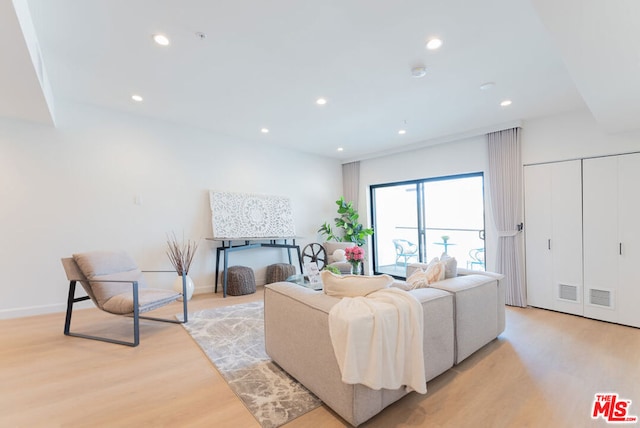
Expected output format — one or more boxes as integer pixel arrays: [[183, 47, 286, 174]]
[[548, 239, 551, 250]]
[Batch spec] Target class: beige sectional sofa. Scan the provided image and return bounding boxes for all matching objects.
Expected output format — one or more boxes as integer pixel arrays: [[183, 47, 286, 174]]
[[263, 265, 505, 426]]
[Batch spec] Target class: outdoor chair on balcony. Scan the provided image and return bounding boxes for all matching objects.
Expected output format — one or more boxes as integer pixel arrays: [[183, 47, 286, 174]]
[[467, 248, 485, 270], [61, 250, 188, 347], [393, 239, 418, 266]]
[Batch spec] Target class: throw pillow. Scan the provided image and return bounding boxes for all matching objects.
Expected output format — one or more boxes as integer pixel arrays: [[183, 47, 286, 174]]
[[321, 270, 393, 297], [406, 257, 445, 289], [440, 253, 458, 278], [332, 249, 346, 262], [406, 268, 430, 289], [431, 260, 446, 282]]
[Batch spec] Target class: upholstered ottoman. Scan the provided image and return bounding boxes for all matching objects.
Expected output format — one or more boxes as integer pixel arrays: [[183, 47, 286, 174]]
[[266, 263, 296, 284], [227, 266, 256, 296]]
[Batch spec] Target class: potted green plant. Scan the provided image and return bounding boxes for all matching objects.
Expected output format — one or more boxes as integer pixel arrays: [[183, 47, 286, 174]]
[[318, 197, 374, 247]]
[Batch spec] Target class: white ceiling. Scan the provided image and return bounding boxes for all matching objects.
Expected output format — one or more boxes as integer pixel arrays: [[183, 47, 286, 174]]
[[4, 0, 638, 160]]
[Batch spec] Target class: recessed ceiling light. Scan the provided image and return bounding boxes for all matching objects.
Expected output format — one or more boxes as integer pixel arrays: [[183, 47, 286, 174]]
[[480, 82, 496, 90], [398, 129, 407, 135], [500, 99, 512, 107], [131, 94, 143, 102], [152, 34, 170, 46], [337, 147, 344, 152], [426, 38, 443, 50], [260, 128, 269, 134], [316, 97, 327, 105]]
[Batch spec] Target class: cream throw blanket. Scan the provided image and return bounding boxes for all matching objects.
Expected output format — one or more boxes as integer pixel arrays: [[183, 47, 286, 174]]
[[328, 287, 426, 394]]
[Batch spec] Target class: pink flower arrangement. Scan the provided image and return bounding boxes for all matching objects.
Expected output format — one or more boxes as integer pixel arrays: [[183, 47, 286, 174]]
[[345, 246, 365, 263]]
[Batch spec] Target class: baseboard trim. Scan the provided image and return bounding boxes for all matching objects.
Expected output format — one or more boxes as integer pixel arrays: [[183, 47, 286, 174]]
[[1, 283, 225, 320], [0, 302, 75, 320]]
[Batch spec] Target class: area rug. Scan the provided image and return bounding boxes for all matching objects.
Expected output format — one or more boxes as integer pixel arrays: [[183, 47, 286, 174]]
[[177, 301, 322, 428]]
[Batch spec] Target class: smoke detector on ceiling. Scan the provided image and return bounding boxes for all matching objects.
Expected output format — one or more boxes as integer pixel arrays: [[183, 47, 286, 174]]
[[411, 66, 427, 78]]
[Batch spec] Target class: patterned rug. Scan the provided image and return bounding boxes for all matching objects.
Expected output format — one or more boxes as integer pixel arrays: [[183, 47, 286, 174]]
[[178, 301, 322, 427]]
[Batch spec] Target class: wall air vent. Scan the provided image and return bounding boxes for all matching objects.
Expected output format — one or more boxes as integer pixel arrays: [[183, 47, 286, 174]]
[[589, 289, 612, 308], [558, 284, 578, 302]]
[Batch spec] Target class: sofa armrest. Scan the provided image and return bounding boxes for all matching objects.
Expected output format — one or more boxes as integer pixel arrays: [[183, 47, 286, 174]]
[[456, 267, 504, 280]]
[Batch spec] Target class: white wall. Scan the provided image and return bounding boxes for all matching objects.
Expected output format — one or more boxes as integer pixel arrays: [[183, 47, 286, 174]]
[[0, 102, 342, 318], [522, 109, 640, 164]]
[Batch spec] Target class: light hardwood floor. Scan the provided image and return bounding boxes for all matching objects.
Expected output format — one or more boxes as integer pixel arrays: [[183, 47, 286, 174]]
[[1, 288, 639, 428]]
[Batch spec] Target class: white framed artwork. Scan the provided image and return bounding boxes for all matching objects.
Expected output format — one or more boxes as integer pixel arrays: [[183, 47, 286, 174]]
[[209, 191, 296, 239]]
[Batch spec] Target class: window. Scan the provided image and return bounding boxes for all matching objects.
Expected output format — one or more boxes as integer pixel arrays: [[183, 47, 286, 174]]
[[370, 173, 485, 277]]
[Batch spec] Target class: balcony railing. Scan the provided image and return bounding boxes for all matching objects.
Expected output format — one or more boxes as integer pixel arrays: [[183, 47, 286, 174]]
[[375, 226, 485, 278]]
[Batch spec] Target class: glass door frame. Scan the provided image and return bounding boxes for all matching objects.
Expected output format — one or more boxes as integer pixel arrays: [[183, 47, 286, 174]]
[[369, 172, 486, 278]]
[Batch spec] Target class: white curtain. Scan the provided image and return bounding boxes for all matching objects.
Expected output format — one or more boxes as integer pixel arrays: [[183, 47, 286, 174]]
[[487, 128, 526, 307], [342, 161, 360, 210]]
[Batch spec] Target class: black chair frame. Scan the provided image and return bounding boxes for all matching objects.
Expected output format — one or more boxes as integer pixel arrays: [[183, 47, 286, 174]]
[[64, 271, 189, 347]]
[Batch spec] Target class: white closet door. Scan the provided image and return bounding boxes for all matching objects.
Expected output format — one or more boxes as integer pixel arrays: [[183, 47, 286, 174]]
[[524, 160, 582, 314], [524, 164, 553, 309], [583, 156, 619, 324], [617, 153, 640, 327], [550, 161, 583, 315]]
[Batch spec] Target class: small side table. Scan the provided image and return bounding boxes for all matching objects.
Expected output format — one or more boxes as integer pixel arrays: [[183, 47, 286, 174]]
[[434, 241, 455, 255]]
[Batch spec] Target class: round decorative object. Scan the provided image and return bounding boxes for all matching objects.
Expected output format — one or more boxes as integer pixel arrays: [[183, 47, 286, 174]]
[[173, 274, 195, 301], [301, 243, 327, 270]]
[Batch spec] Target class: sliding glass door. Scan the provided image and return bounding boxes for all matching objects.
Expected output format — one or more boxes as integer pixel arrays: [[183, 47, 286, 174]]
[[370, 182, 419, 277], [371, 173, 485, 278]]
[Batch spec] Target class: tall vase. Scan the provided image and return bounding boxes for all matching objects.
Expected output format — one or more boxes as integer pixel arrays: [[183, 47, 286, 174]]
[[351, 262, 361, 275], [173, 274, 195, 301]]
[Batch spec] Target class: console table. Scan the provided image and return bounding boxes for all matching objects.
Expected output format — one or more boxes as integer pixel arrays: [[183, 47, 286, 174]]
[[208, 237, 303, 297]]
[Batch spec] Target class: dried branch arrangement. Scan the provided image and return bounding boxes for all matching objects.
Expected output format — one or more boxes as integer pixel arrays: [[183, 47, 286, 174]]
[[166, 232, 199, 275]]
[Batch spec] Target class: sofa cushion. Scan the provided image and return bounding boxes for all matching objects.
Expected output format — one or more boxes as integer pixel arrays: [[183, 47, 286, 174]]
[[73, 251, 149, 311], [321, 270, 393, 297], [328, 262, 353, 275], [102, 288, 181, 315], [73, 250, 138, 277]]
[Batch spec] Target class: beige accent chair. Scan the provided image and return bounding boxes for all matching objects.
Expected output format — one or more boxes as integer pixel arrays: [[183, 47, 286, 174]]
[[61, 250, 188, 347], [323, 241, 356, 274]]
